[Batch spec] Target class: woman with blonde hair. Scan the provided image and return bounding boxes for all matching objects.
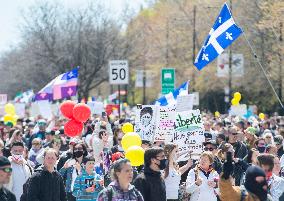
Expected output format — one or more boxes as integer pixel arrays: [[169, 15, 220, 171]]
[[186, 151, 219, 201], [163, 143, 192, 201]]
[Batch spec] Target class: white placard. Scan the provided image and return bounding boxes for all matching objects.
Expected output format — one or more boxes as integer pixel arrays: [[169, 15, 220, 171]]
[[154, 105, 176, 142], [174, 109, 205, 161], [109, 60, 129, 85], [192, 92, 199, 106], [88, 101, 105, 115], [0, 94, 7, 105], [173, 128, 205, 161], [229, 104, 247, 117], [15, 103, 26, 118], [38, 100, 53, 120], [176, 94, 194, 112], [135, 105, 158, 142]]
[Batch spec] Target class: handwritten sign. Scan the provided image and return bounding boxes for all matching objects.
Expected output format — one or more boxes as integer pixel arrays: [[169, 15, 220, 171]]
[[173, 128, 205, 161], [154, 105, 176, 142], [175, 109, 203, 132], [135, 105, 158, 142], [173, 109, 204, 161]]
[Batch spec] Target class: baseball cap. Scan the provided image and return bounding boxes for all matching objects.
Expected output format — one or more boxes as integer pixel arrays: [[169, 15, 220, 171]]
[[203, 140, 217, 147], [0, 156, 11, 167]]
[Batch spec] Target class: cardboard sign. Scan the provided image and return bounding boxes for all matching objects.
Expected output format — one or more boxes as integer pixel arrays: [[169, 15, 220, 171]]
[[173, 128, 205, 161], [135, 105, 158, 142], [154, 105, 176, 142], [173, 109, 205, 161]]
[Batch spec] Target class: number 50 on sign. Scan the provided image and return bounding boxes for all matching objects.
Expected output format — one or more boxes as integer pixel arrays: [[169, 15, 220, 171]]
[[109, 60, 129, 85]]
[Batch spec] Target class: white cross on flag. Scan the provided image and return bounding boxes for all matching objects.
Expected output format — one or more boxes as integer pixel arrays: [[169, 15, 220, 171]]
[[194, 3, 243, 70]]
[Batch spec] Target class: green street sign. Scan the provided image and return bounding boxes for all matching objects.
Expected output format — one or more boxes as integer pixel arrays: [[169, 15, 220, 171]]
[[161, 68, 175, 94]]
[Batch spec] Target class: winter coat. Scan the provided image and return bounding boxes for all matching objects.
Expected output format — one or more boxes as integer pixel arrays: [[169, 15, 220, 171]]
[[59, 163, 80, 193], [268, 174, 284, 201], [26, 166, 67, 201], [97, 181, 144, 201], [186, 167, 219, 201], [233, 141, 248, 160], [0, 187, 16, 201], [219, 176, 268, 201], [133, 166, 166, 201]]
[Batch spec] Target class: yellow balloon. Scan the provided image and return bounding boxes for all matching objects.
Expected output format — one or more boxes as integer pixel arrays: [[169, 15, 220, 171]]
[[4, 114, 14, 123], [125, 146, 145, 166], [121, 132, 142, 151], [121, 123, 134, 134], [4, 103, 15, 115], [259, 113, 265, 120], [13, 115, 19, 122], [231, 98, 239, 106], [234, 92, 242, 102], [215, 111, 220, 118]]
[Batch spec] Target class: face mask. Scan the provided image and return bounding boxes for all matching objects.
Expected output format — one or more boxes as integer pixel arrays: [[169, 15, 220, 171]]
[[156, 159, 168, 170], [257, 146, 266, 153], [74, 151, 84, 158], [12, 153, 23, 161]]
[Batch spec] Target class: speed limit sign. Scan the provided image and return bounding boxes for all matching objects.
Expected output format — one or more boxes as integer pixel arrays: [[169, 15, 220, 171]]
[[109, 60, 129, 85]]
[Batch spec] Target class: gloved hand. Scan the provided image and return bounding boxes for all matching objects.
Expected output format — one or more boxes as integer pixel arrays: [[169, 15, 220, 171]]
[[222, 160, 233, 180]]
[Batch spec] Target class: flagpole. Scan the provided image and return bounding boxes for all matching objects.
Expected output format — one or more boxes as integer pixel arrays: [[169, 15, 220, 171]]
[[228, 0, 233, 112], [242, 31, 284, 110]]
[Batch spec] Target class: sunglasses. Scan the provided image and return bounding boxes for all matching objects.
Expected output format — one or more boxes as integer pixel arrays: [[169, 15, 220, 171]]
[[231, 133, 239, 135], [204, 147, 214, 151], [0, 167, 12, 173]]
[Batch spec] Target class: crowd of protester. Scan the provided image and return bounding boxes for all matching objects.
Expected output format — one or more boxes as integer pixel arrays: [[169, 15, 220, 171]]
[[1, 110, 284, 201]]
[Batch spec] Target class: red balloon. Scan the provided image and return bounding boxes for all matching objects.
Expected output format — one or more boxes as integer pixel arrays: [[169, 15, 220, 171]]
[[73, 103, 91, 122], [64, 119, 83, 137], [60, 101, 76, 119]]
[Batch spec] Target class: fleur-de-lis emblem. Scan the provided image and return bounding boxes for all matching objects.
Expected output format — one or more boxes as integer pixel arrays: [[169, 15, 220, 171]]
[[202, 53, 209, 61]]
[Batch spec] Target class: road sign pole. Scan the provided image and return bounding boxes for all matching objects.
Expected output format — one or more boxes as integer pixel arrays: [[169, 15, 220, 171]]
[[118, 85, 121, 118]]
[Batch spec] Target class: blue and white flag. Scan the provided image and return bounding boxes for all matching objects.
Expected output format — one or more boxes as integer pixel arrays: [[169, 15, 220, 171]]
[[194, 3, 243, 70], [155, 81, 189, 106]]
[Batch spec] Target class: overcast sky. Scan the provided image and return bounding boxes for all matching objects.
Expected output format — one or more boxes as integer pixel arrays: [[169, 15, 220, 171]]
[[0, 0, 146, 54]]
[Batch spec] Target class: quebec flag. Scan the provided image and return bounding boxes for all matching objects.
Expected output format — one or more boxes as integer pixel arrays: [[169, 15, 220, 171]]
[[155, 81, 189, 106], [34, 67, 79, 101], [194, 3, 243, 70]]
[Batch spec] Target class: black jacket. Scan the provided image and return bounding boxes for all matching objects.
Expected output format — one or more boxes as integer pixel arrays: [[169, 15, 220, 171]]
[[26, 166, 67, 201], [233, 141, 248, 159], [0, 187, 16, 201], [133, 166, 166, 201]]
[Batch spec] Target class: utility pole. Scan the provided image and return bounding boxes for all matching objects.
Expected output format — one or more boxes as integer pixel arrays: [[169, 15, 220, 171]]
[[166, 18, 169, 66], [279, 22, 283, 113], [228, 0, 233, 111], [192, 5, 197, 91]]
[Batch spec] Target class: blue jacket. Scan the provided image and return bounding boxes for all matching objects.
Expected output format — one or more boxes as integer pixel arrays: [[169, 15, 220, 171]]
[[72, 169, 103, 201]]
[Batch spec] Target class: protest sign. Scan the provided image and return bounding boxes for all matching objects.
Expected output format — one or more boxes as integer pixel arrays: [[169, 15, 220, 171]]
[[173, 109, 205, 161], [229, 104, 247, 117], [154, 105, 176, 142], [15, 103, 26, 118], [135, 105, 158, 142], [38, 100, 53, 120], [176, 94, 194, 112], [88, 101, 104, 115]]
